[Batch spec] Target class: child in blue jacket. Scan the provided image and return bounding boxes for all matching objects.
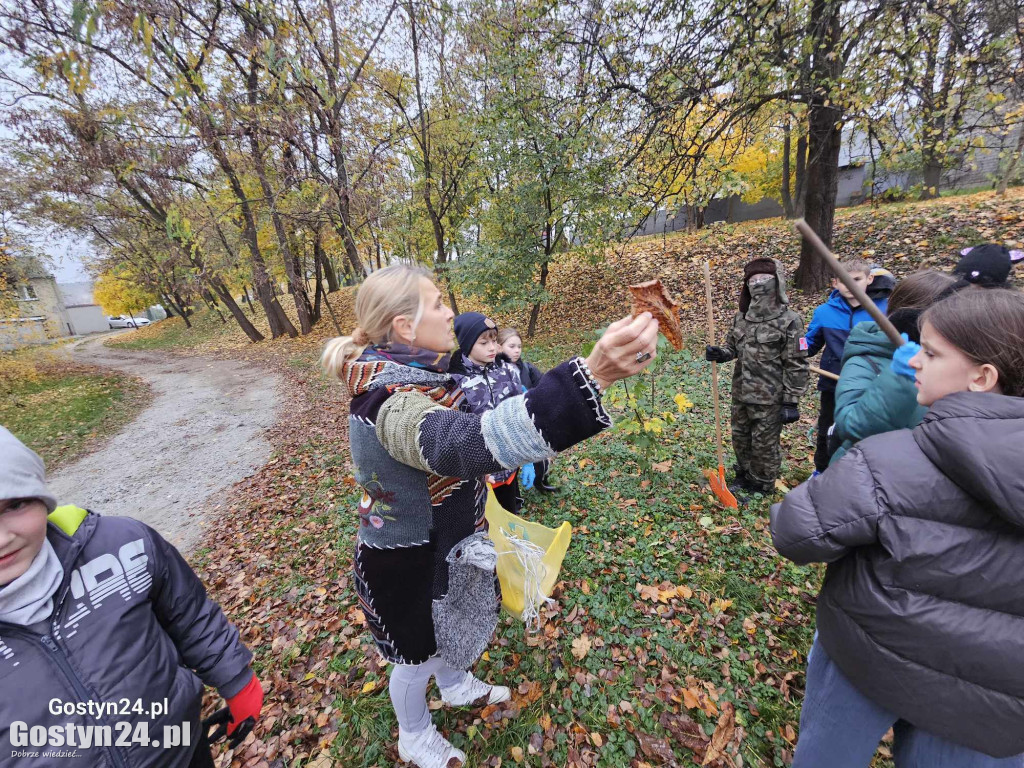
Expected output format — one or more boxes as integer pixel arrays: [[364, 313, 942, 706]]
[[804, 260, 893, 473]]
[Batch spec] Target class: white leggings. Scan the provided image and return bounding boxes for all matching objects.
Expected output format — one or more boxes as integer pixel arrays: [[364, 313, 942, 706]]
[[389, 656, 467, 734]]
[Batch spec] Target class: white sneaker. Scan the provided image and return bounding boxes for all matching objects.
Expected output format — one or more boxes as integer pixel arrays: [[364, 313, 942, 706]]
[[439, 671, 511, 707], [397, 724, 466, 768]]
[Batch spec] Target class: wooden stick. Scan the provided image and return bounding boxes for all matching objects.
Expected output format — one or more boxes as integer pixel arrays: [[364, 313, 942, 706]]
[[810, 365, 840, 382], [703, 261, 726, 470], [794, 219, 904, 347]]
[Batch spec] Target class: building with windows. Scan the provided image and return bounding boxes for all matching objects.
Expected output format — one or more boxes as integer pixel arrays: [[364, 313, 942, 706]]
[[1, 261, 72, 350], [1, 263, 114, 350]]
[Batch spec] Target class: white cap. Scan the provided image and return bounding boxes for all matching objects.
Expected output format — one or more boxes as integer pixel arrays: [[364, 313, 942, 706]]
[[0, 427, 57, 513]]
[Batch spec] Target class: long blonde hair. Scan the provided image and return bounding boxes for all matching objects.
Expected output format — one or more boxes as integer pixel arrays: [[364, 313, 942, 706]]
[[321, 265, 433, 379]]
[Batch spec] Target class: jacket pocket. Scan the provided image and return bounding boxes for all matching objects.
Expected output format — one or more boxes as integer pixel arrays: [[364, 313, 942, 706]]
[[752, 325, 784, 360]]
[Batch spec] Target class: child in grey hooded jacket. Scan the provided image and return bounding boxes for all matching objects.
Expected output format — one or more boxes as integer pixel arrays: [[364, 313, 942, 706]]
[[0, 427, 262, 768]]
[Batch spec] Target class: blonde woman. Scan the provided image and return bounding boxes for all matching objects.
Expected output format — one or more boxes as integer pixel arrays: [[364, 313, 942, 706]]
[[322, 265, 658, 768]]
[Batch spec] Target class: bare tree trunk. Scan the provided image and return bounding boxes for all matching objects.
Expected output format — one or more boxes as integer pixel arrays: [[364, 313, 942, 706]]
[[782, 119, 795, 218], [794, 132, 808, 218], [921, 157, 943, 200], [796, 105, 843, 291], [202, 289, 227, 323], [998, 128, 1024, 195], [527, 261, 549, 338], [316, 231, 340, 292], [162, 292, 192, 328], [316, 284, 340, 334], [686, 204, 705, 231], [188, 98, 294, 337], [173, 290, 193, 318], [244, 59, 312, 334], [795, 0, 843, 293], [312, 244, 323, 324], [209, 277, 264, 342]]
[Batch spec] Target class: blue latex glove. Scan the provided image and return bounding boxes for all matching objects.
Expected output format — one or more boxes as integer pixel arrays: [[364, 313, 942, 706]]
[[890, 334, 921, 380], [520, 463, 536, 490]]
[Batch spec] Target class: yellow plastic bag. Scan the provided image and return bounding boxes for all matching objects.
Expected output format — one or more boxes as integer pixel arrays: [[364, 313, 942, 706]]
[[485, 490, 572, 626]]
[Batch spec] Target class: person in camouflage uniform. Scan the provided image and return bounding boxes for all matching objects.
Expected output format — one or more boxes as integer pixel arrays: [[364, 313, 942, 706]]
[[705, 258, 809, 494]]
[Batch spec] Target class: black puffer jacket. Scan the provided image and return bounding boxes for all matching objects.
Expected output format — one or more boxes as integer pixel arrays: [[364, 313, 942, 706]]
[[0, 510, 253, 767], [513, 358, 544, 390], [771, 392, 1024, 757]]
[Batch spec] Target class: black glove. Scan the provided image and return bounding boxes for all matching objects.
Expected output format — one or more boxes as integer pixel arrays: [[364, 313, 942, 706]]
[[203, 707, 255, 749], [781, 403, 800, 424], [705, 345, 733, 363]]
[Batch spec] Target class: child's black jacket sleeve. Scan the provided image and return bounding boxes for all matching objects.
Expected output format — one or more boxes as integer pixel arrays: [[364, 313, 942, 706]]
[[148, 526, 254, 695]]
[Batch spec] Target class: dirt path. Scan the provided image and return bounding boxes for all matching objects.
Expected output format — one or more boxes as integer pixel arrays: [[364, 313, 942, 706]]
[[47, 335, 282, 554]]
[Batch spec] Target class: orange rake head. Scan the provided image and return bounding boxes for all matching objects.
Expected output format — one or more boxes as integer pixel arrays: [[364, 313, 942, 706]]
[[703, 464, 738, 509]]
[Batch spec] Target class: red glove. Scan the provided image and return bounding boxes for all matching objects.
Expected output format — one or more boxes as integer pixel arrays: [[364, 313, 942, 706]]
[[226, 674, 263, 737]]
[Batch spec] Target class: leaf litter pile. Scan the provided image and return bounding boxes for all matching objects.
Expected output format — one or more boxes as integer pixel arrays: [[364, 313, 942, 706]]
[[129, 190, 1023, 767]]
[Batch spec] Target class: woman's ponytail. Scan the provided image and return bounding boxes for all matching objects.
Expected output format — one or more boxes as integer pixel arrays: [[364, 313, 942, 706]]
[[321, 333, 368, 379]]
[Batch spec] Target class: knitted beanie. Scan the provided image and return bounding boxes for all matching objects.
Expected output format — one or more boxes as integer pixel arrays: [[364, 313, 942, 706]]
[[454, 312, 497, 358], [0, 427, 57, 512], [953, 244, 1016, 288]]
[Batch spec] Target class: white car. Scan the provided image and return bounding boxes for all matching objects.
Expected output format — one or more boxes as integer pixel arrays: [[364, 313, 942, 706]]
[[107, 315, 151, 329]]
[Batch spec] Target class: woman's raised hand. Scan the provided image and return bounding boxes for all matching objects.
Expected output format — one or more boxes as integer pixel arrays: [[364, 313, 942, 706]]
[[584, 313, 660, 391]]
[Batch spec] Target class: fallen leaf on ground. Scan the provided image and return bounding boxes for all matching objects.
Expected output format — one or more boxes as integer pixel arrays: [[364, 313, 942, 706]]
[[571, 633, 592, 660]]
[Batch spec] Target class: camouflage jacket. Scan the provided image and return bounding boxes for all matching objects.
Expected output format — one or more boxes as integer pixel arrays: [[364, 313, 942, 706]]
[[451, 355, 523, 485], [451, 354, 523, 413], [721, 309, 809, 405]]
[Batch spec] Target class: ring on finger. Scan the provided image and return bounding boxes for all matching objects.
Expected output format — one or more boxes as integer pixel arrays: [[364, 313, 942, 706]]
[[635, 350, 652, 364]]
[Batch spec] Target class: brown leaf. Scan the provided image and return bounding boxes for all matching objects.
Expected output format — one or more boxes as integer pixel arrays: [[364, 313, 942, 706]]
[[637, 582, 661, 602], [637, 732, 675, 764], [701, 703, 735, 766], [571, 633, 592, 660]]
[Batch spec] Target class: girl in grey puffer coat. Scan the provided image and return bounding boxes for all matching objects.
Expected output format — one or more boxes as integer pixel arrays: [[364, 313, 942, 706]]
[[771, 288, 1024, 766]]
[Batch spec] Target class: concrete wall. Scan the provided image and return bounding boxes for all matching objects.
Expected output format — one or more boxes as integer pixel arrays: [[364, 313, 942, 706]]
[[22, 275, 72, 338], [66, 305, 109, 335], [0, 318, 49, 351], [637, 115, 1023, 238]]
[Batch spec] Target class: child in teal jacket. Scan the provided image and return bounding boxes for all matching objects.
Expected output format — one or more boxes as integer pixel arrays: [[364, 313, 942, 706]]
[[830, 270, 955, 464]]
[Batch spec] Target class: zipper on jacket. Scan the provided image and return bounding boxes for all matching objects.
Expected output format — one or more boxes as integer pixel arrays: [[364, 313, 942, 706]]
[[484, 372, 497, 408], [39, 633, 129, 768]]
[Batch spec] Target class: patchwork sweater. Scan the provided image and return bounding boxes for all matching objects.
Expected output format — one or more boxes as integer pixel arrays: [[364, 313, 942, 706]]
[[343, 348, 610, 665]]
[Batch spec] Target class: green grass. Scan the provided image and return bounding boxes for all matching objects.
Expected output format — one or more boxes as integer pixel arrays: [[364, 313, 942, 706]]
[[109, 310, 233, 351], [0, 359, 151, 469]]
